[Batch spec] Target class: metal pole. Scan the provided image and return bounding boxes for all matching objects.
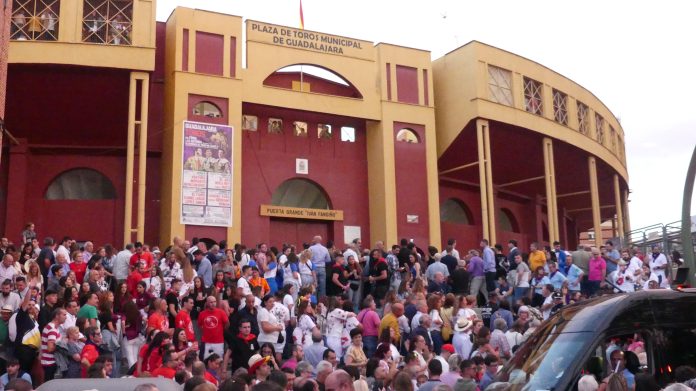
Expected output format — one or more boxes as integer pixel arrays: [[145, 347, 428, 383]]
[[681, 145, 696, 287]]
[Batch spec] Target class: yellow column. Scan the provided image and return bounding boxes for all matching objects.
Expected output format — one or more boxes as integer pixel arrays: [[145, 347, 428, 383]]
[[477, 119, 495, 242], [623, 189, 631, 234], [613, 174, 624, 239], [543, 138, 559, 243], [588, 157, 602, 245], [367, 120, 397, 246], [136, 73, 150, 243], [124, 74, 137, 245]]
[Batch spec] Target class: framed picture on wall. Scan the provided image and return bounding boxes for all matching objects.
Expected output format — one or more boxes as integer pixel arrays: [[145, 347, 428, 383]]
[[268, 118, 283, 134], [293, 121, 308, 137], [242, 115, 258, 131]]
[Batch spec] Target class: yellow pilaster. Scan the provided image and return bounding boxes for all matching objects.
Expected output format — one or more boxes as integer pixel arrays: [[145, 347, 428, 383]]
[[137, 73, 150, 243], [588, 156, 602, 245], [367, 120, 397, 246], [543, 138, 559, 243], [124, 74, 137, 245], [477, 119, 495, 242], [623, 189, 631, 235], [613, 175, 624, 239]]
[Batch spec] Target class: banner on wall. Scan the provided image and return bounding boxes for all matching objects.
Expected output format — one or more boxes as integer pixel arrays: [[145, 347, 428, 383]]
[[180, 121, 233, 227]]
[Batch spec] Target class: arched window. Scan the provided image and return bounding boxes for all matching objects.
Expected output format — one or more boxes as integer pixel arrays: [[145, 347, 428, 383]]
[[271, 179, 330, 209], [263, 64, 363, 99], [192, 101, 222, 118], [396, 128, 419, 143], [45, 168, 116, 200], [499, 208, 520, 233], [440, 198, 473, 225]]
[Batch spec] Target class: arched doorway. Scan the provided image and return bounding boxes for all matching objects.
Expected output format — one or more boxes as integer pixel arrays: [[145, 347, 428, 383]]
[[268, 179, 334, 247], [41, 168, 119, 245]]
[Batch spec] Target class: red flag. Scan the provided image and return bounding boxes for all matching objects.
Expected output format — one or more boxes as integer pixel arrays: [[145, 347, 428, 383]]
[[299, 0, 305, 29]]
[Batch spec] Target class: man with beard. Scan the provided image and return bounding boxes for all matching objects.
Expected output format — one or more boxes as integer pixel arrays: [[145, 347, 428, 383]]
[[0, 279, 21, 312]]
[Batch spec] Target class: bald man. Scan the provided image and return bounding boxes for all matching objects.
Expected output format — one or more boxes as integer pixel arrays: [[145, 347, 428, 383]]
[[379, 302, 403, 344], [325, 370, 355, 391]]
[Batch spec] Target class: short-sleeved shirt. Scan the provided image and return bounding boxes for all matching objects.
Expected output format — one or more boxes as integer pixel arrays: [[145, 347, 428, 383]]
[[327, 264, 348, 296], [165, 291, 180, 326], [148, 312, 169, 332], [151, 366, 177, 379], [588, 257, 607, 281], [175, 310, 195, 341], [70, 262, 87, 284], [370, 259, 389, 286], [198, 308, 228, 343], [257, 307, 280, 344], [565, 264, 583, 291], [40, 321, 61, 366], [326, 308, 349, 338], [529, 251, 547, 272], [77, 304, 98, 320]]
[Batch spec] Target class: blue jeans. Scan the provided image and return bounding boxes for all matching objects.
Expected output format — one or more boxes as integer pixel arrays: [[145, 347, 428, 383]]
[[431, 330, 444, 355], [315, 267, 327, 298], [363, 335, 378, 359]]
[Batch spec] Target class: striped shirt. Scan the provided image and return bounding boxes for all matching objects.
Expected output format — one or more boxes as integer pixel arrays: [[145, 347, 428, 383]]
[[40, 322, 61, 366]]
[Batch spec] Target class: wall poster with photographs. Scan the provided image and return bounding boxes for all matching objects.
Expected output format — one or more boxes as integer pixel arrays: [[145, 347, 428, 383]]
[[268, 118, 283, 134], [181, 121, 233, 227]]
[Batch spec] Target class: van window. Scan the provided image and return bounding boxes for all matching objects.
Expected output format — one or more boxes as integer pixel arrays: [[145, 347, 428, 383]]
[[652, 328, 696, 382]]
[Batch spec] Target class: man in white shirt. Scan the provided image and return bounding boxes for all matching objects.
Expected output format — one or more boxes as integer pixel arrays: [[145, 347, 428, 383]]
[[113, 244, 134, 283], [59, 300, 79, 338], [441, 239, 460, 261], [649, 246, 669, 288], [540, 284, 554, 320], [0, 254, 16, 284], [56, 237, 72, 264], [237, 265, 252, 296]]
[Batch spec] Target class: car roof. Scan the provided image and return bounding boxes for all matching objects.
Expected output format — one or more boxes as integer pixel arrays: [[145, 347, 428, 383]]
[[548, 289, 696, 333], [36, 377, 181, 391]]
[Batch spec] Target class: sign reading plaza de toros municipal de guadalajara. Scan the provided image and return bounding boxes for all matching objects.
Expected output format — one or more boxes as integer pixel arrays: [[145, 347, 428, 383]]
[[246, 20, 374, 60]]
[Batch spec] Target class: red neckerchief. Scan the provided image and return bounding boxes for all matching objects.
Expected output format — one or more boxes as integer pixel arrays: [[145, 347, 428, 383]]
[[237, 332, 256, 343]]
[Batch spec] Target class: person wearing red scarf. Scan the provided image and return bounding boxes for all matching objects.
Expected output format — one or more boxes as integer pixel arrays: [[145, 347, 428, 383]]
[[228, 319, 258, 371]]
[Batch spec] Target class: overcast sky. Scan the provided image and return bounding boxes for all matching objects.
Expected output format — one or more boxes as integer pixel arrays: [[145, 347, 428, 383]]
[[158, 0, 696, 232]]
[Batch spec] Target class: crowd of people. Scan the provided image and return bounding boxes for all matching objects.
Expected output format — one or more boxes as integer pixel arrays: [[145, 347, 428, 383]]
[[0, 223, 685, 391]]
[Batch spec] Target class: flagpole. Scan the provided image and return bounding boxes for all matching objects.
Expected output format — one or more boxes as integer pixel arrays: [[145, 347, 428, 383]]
[[299, 0, 304, 92]]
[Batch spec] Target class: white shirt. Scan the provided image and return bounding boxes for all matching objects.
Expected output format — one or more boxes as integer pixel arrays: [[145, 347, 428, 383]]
[[326, 308, 350, 338], [435, 355, 450, 373], [237, 276, 251, 296], [411, 311, 425, 332], [453, 331, 473, 359], [441, 249, 460, 261], [627, 256, 643, 278], [649, 253, 669, 287], [0, 263, 16, 284], [342, 317, 360, 350], [428, 310, 442, 332], [257, 307, 281, 344], [611, 269, 635, 293], [113, 249, 133, 281], [0, 292, 21, 312], [60, 312, 77, 338], [542, 295, 553, 320], [56, 245, 71, 264]]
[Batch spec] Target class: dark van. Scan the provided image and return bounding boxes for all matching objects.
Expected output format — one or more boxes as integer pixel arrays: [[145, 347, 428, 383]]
[[496, 289, 696, 390]]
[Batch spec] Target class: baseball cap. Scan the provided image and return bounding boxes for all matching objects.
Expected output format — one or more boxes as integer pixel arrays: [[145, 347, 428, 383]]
[[248, 354, 271, 375], [442, 344, 455, 354]]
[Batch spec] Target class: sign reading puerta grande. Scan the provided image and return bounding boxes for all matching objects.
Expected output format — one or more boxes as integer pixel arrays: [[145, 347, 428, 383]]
[[246, 20, 374, 60], [181, 121, 233, 227]]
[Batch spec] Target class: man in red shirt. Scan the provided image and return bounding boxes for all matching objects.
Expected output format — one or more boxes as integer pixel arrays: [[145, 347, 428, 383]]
[[80, 327, 102, 378], [127, 261, 150, 297], [151, 351, 178, 379], [129, 242, 154, 269], [197, 295, 228, 359], [147, 299, 173, 335], [175, 296, 196, 341]]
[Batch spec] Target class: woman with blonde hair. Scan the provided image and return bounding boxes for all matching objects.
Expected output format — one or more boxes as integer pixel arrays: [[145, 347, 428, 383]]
[[24, 260, 43, 290], [299, 249, 315, 287], [173, 247, 196, 295], [411, 278, 426, 302]]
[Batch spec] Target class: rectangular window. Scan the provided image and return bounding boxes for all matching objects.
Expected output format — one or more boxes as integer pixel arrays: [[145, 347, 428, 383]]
[[230, 36, 237, 77], [488, 65, 513, 106], [82, 0, 133, 45], [11, 0, 60, 41], [577, 101, 589, 135], [423, 69, 429, 106], [182, 29, 189, 71], [552, 89, 568, 125], [396, 65, 419, 104], [386, 63, 392, 101], [609, 125, 616, 152], [340, 126, 356, 142], [195, 31, 224, 76], [523, 76, 543, 115], [595, 113, 605, 145]]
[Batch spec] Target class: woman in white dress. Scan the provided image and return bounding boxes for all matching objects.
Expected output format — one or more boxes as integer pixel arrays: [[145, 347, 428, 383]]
[[293, 299, 319, 348]]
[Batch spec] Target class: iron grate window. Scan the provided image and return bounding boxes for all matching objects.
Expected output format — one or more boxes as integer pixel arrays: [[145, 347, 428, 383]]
[[609, 125, 617, 152], [82, 0, 133, 45], [552, 89, 568, 125], [523, 77, 543, 115], [11, 0, 60, 41], [488, 65, 513, 106], [595, 113, 605, 145], [577, 101, 589, 135]]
